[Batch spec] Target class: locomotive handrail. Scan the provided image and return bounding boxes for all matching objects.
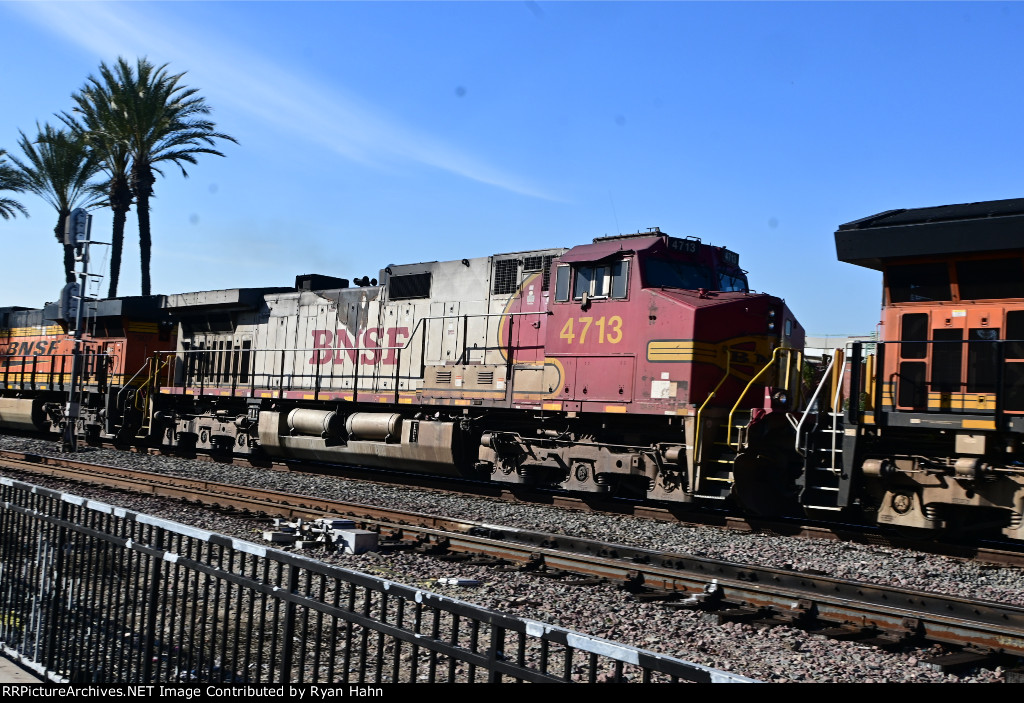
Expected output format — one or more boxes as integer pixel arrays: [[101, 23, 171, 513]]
[[794, 350, 840, 457], [156, 309, 553, 357], [726, 346, 798, 449], [829, 348, 848, 472], [0, 351, 111, 393], [164, 307, 554, 398], [117, 352, 174, 413], [693, 349, 731, 470], [865, 338, 1020, 417]]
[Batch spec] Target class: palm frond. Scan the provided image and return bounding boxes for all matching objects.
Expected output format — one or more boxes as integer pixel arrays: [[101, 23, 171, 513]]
[[0, 148, 29, 220], [7, 123, 102, 224], [69, 56, 237, 296]]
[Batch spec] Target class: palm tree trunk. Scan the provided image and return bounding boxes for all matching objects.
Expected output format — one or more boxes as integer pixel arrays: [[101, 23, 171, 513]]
[[62, 244, 75, 285], [132, 163, 155, 297], [137, 192, 152, 297], [108, 207, 127, 298], [107, 177, 131, 298]]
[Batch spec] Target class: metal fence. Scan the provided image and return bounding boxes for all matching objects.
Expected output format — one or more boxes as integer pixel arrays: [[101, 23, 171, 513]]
[[0, 476, 755, 684]]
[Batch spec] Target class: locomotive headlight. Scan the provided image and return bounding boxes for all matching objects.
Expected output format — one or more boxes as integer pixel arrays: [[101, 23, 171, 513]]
[[768, 308, 777, 331]]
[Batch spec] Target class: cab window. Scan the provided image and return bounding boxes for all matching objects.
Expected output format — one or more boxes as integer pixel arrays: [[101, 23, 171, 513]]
[[570, 260, 629, 301], [886, 263, 951, 303], [574, 265, 609, 300], [554, 265, 571, 302], [610, 260, 629, 298]]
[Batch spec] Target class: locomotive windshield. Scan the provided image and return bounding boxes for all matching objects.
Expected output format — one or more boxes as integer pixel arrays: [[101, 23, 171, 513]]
[[643, 258, 749, 293]]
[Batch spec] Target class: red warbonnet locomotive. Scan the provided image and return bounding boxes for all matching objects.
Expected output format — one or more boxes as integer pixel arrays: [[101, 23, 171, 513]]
[[0, 228, 805, 510]]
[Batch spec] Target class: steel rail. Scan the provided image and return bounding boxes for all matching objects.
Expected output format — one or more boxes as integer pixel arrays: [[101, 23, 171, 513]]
[[3, 449, 1024, 660]]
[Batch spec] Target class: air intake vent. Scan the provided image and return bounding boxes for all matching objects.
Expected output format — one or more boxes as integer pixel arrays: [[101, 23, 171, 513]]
[[522, 255, 555, 291], [435, 370, 452, 384], [389, 272, 432, 300], [522, 256, 544, 272], [477, 371, 494, 386], [492, 259, 519, 295]]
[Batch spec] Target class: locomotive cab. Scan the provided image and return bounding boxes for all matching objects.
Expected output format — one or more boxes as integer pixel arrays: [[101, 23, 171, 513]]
[[542, 229, 804, 504]]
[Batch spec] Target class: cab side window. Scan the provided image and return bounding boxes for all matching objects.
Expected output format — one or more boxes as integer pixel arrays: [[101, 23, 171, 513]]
[[574, 265, 610, 300], [562, 260, 629, 302], [554, 265, 571, 302]]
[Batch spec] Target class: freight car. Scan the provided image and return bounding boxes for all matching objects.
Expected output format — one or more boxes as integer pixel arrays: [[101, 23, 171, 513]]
[[834, 198, 1024, 539], [123, 228, 804, 506]]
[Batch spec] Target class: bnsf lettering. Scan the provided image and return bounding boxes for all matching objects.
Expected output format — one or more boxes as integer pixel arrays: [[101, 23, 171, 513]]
[[309, 328, 409, 366], [6, 341, 61, 356], [729, 349, 768, 366]]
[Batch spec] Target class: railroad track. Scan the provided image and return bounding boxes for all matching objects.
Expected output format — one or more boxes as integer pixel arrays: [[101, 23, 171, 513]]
[[3, 447, 1024, 673], [43, 440, 1024, 568]]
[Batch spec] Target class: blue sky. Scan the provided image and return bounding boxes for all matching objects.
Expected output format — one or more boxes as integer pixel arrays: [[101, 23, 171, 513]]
[[2, 1, 1023, 336]]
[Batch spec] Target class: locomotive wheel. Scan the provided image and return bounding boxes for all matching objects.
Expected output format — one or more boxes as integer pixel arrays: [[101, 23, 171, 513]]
[[730, 450, 801, 517]]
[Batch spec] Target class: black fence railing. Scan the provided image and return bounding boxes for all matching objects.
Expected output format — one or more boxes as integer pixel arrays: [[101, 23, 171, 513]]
[[0, 477, 755, 684]]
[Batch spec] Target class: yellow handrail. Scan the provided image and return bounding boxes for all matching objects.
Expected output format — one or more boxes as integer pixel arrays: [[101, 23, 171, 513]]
[[726, 346, 799, 448], [693, 348, 731, 467], [135, 354, 173, 412]]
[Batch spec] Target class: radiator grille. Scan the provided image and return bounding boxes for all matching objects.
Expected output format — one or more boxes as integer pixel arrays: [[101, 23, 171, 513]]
[[522, 255, 555, 291], [389, 272, 432, 300], [492, 258, 519, 295]]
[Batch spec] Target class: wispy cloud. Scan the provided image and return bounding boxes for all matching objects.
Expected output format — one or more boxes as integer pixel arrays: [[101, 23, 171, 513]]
[[12, 2, 560, 201]]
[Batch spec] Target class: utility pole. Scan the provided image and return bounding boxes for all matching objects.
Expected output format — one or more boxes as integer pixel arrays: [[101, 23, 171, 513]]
[[61, 208, 93, 453]]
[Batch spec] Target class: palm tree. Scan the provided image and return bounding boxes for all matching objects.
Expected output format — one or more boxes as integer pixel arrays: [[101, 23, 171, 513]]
[[8, 125, 103, 283], [63, 72, 134, 298], [74, 57, 236, 296], [0, 149, 28, 220]]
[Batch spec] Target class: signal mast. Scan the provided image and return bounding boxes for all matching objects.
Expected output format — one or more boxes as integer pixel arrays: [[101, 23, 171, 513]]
[[61, 208, 105, 452]]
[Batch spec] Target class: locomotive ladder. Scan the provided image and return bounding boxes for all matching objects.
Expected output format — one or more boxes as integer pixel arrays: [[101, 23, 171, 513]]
[[692, 346, 801, 500], [794, 349, 847, 511], [117, 354, 171, 438], [693, 410, 752, 500]]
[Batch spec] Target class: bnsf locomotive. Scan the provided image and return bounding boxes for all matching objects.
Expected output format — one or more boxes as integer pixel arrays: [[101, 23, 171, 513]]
[[0, 298, 170, 441], [0, 228, 805, 510], [835, 199, 1024, 540]]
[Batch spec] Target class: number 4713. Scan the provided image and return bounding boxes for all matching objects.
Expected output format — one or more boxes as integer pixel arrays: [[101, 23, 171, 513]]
[[559, 316, 623, 344]]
